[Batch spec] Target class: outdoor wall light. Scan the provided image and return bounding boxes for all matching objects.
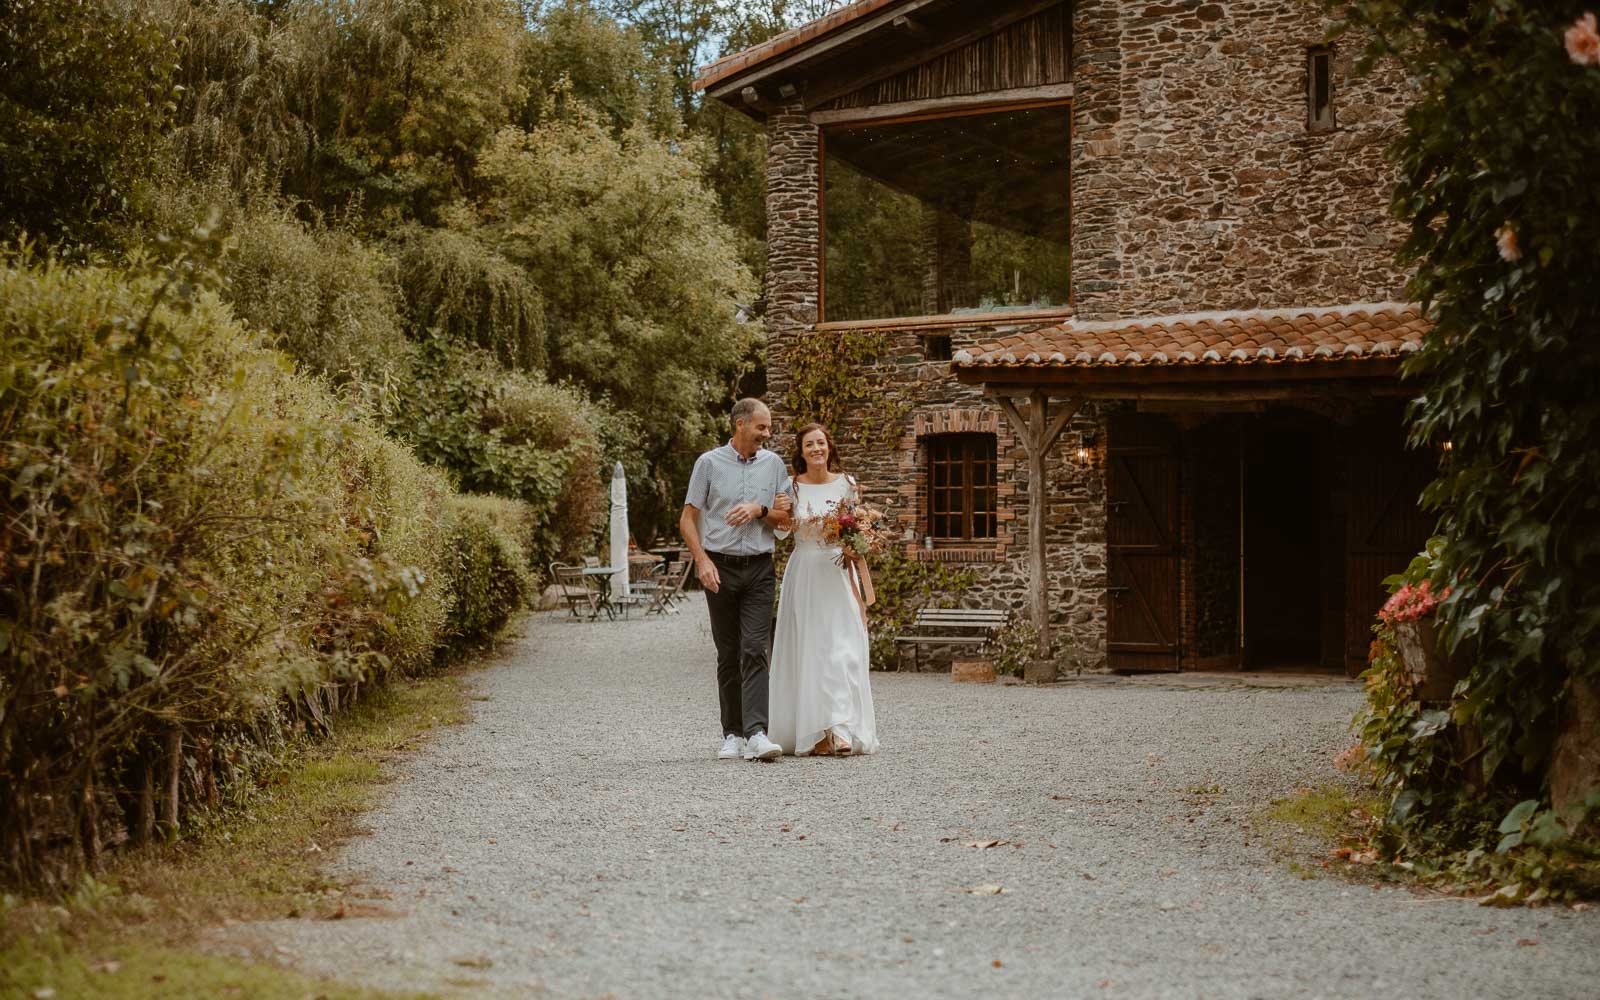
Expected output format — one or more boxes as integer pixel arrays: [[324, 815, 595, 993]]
[[1076, 432, 1097, 465]]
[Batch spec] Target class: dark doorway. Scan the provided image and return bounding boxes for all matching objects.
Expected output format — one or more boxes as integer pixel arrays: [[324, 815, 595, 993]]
[[1242, 427, 1324, 668]]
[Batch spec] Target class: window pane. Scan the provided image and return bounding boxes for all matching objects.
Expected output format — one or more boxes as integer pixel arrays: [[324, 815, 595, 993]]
[[824, 105, 1071, 323], [927, 433, 999, 540]]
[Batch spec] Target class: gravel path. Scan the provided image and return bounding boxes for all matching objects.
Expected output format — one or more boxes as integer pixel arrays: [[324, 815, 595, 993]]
[[217, 596, 1600, 998]]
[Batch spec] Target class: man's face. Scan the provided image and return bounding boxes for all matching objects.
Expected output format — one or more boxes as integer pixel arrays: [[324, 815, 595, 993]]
[[734, 406, 772, 450]]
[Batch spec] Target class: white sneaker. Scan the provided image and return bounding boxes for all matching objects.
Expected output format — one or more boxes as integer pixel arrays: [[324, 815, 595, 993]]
[[717, 734, 746, 760], [743, 731, 782, 762]]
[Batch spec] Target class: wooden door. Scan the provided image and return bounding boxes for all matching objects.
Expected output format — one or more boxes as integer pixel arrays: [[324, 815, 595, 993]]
[[1344, 413, 1437, 673], [1107, 414, 1181, 671]]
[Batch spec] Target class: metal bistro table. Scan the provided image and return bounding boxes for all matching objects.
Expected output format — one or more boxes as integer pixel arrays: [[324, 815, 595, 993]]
[[580, 565, 626, 620]]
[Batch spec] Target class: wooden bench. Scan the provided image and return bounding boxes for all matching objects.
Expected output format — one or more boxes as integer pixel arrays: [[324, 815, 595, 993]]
[[893, 607, 1010, 672]]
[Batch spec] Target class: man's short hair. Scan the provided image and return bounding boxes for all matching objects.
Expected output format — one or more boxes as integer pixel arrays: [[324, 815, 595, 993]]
[[730, 397, 768, 430]]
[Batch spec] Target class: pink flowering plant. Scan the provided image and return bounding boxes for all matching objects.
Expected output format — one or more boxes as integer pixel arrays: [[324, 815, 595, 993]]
[[1377, 579, 1450, 626]]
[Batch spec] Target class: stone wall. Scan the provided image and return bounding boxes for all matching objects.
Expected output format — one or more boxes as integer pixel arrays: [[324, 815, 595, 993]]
[[772, 323, 1112, 670], [757, 0, 1414, 673], [1069, 0, 1412, 320]]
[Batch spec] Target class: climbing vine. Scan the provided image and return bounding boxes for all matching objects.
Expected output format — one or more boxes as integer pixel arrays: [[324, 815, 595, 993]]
[[786, 330, 912, 448], [1335, 2, 1600, 890]]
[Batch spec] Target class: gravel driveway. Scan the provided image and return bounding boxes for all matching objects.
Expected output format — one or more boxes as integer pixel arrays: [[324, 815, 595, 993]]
[[217, 596, 1600, 998]]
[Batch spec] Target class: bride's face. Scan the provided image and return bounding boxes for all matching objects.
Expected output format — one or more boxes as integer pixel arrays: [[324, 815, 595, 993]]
[[802, 430, 831, 472]]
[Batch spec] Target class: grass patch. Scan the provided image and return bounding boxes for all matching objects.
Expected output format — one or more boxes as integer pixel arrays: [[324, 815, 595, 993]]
[[1258, 782, 1386, 879], [0, 666, 480, 999]]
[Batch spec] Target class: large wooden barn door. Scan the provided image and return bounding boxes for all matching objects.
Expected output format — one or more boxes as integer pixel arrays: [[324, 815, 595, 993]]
[[1107, 414, 1181, 672], [1344, 414, 1437, 674]]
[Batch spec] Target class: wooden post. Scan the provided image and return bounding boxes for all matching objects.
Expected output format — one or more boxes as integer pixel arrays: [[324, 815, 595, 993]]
[[994, 390, 1083, 676]]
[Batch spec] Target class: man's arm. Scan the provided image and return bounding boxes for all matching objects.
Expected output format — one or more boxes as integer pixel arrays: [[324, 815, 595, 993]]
[[679, 504, 720, 593]]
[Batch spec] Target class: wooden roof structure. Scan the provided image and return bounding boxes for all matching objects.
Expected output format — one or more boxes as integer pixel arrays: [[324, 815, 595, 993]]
[[694, 0, 1069, 118]]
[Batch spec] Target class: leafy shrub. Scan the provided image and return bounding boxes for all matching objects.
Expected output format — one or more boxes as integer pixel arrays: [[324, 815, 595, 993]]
[[1338, 3, 1600, 867], [222, 203, 413, 386], [0, 247, 525, 888], [990, 620, 1043, 678], [391, 337, 603, 565], [439, 495, 534, 647], [0, 0, 177, 243]]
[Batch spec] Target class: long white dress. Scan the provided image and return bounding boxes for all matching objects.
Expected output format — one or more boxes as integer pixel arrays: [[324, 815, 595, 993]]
[[768, 475, 879, 756]]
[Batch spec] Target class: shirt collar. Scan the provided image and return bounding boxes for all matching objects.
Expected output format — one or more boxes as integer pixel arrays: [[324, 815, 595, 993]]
[[726, 440, 761, 464]]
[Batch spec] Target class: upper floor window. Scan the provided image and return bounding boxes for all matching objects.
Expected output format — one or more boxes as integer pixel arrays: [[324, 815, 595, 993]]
[[929, 433, 998, 541], [822, 103, 1071, 324], [1308, 47, 1335, 131]]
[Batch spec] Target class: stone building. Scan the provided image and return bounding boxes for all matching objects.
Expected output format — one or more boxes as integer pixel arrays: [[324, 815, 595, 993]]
[[695, 0, 1434, 674]]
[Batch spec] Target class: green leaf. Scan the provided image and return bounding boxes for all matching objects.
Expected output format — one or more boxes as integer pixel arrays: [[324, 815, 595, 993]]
[[1497, 798, 1538, 834]]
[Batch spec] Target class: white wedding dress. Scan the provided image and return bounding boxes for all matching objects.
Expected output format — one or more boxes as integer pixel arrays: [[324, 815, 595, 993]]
[[768, 475, 879, 756]]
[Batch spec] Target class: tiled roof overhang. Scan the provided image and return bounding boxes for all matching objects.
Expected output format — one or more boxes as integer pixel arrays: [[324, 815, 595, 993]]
[[952, 303, 1428, 388]]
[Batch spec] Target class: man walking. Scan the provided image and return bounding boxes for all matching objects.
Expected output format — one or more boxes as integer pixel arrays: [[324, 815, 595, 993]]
[[680, 399, 793, 761]]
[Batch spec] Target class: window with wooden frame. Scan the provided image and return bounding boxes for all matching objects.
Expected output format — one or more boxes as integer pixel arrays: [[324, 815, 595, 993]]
[[928, 433, 998, 541], [821, 102, 1071, 325], [1308, 46, 1335, 131]]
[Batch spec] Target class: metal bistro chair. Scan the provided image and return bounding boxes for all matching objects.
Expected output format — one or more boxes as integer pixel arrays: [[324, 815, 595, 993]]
[[549, 562, 600, 620], [644, 558, 692, 616]]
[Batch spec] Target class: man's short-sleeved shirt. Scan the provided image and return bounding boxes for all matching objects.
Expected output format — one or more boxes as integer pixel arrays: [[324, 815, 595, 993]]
[[684, 442, 789, 556]]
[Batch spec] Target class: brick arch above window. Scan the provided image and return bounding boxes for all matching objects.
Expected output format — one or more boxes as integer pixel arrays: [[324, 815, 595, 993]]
[[913, 408, 1000, 438]]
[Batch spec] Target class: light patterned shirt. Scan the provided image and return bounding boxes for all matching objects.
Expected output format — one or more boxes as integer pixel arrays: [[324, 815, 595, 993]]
[[684, 442, 789, 556]]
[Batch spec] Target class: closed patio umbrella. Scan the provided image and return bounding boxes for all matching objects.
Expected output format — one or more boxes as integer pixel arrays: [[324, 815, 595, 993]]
[[609, 462, 629, 599]]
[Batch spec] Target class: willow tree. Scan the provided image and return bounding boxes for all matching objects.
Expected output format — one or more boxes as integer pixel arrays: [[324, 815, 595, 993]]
[[472, 109, 759, 540]]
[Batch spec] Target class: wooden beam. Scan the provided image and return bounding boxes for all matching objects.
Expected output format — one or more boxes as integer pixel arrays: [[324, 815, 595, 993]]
[[893, 14, 927, 34], [803, 0, 1065, 109], [810, 84, 1073, 126], [991, 389, 1082, 667]]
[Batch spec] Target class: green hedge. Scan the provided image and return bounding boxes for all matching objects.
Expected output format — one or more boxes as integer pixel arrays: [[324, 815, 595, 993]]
[[440, 495, 536, 647], [0, 253, 534, 888]]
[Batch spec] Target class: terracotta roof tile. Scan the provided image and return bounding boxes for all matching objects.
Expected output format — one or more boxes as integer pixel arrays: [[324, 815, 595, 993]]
[[953, 303, 1429, 369]]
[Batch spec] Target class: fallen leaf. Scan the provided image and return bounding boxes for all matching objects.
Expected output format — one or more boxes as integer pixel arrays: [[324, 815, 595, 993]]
[[961, 884, 1006, 895], [90, 960, 122, 974], [33, 989, 57, 999], [1050, 794, 1069, 800], [452, 955, 493, 969], [1479, 884, 1524, 908], [1517, 938, 1539, 948], [992, 959, 1003, 968], [1332, 846, 1353, 860], [487, 839, 496, 845], [1572, 902, 1593, 913], [671, 826, 686, 832], [965, 839, 1005, 849]]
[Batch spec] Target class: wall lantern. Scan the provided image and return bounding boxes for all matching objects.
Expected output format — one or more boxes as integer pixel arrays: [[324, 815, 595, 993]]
[[1076, 431, 1097, 466]]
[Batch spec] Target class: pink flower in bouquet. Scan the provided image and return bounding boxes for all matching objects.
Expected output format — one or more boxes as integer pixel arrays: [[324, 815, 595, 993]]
[[1567, 12, 1600, 66]]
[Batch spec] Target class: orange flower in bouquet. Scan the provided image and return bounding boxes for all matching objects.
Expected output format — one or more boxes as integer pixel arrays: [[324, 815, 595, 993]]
[[817, 499, 888, 567]]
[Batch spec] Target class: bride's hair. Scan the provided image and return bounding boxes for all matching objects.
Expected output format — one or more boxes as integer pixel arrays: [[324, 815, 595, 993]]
[[792, 422, 843, 476]]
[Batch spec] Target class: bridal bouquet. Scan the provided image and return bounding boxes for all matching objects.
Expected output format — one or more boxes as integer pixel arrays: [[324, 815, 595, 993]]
[[818, 499, 888, 567]]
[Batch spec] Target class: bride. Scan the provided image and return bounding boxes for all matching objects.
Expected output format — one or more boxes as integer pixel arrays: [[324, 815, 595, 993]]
[[768, 423, 879, 757]]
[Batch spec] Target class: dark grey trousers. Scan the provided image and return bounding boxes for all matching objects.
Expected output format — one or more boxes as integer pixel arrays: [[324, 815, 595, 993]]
[[703, 552, 775, 738]]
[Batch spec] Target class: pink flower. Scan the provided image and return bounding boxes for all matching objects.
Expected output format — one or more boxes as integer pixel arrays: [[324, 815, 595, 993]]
[[1496, 223, 1522, 262], [1567, 12, 1600, 66]]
